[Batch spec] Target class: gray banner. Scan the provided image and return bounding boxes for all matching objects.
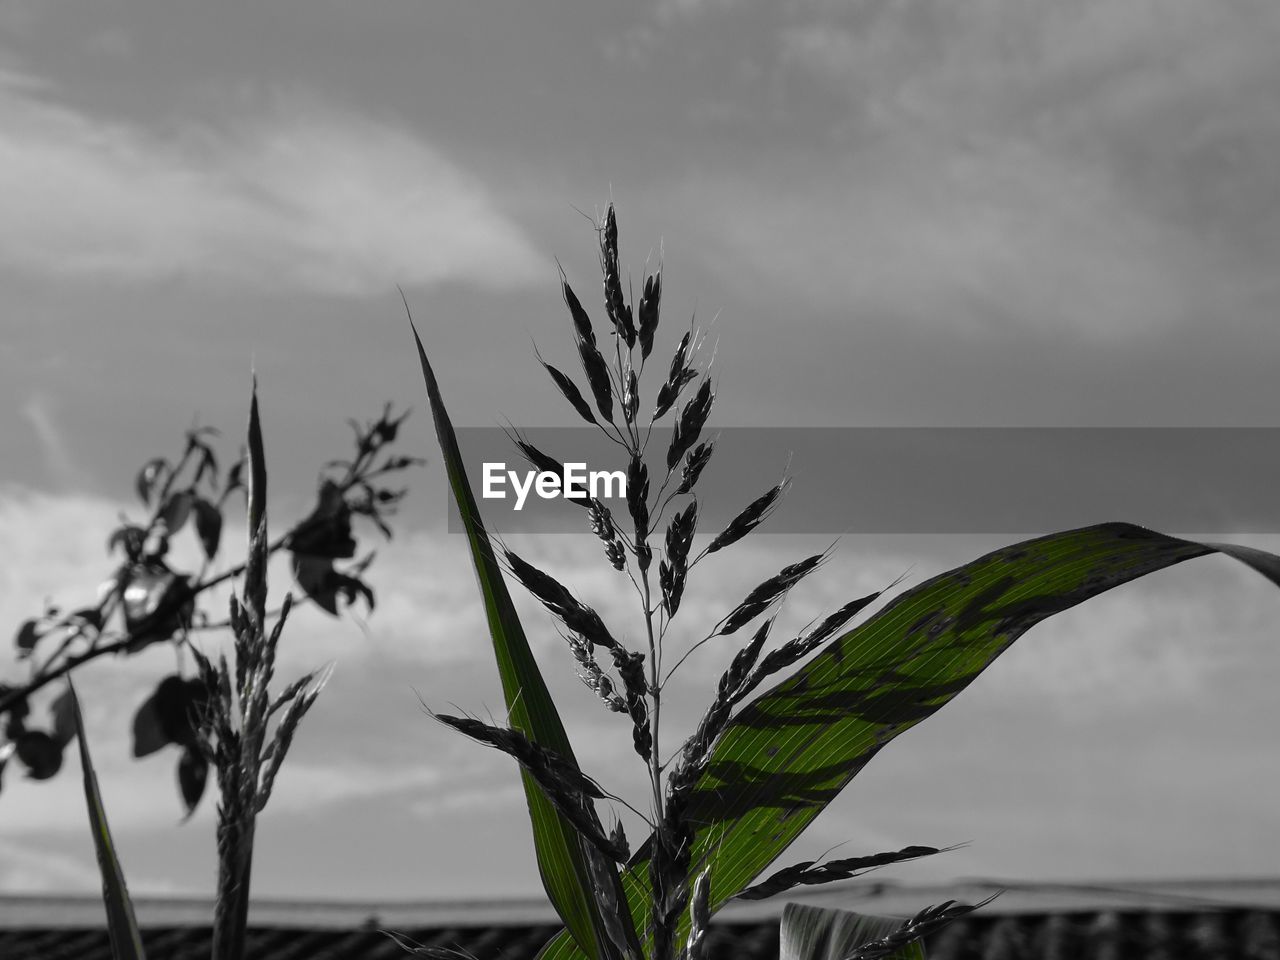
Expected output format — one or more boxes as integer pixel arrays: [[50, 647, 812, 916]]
[[448, 427, 1280, 534]]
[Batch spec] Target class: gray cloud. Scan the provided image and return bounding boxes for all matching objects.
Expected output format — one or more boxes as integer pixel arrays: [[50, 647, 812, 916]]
[[0, 70, 545, 295]]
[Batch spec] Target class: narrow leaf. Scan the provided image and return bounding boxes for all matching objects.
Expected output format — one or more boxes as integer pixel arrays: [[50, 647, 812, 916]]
[[411, 320, 635, 960], [67, 680, 148, 960]]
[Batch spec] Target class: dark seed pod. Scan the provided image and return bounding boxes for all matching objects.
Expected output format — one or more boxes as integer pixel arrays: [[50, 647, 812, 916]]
[[668, 380, 713, 471], [623, 368, 640, 424], [706, 478, 790, 554], [562, 280, 595, 347], [600, 206, 636, 349], [719, 553, 825, 635], [626, 456, 650, 543], [676, 441, 714, 495], [574, 339, 614, 425], [539, 357, 597, 426], [638, 272, 661, 360], [661, 503, 697, 616]]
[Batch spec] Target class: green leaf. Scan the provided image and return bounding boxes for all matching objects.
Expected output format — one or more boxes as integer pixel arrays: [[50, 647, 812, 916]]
[[779, 903, 924, 960], [67, 680, 148, 960], [534, 522, 1280, 960], [411, 321, 634, 960]]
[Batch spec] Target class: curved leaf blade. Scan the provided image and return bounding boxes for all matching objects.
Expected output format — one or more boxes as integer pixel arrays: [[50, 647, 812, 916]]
[[686, 523, 1280, 918], [534, 522, 1280, 960], [68, 680, 148, 960], [411, 322, 631, 960]]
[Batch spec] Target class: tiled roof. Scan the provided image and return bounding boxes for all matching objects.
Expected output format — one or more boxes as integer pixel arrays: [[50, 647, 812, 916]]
[[3, 881, 1278, 959], [2, 911, 1279, 960]]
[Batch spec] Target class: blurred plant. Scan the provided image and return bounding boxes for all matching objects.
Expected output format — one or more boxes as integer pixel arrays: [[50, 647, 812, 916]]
[[410, 205, 1280, 960], [0, 400, 422, 817], [59, 382, 342, 960]]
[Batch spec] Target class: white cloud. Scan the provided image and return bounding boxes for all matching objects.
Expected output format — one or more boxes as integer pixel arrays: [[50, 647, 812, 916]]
[[0, 73, 545, 295]]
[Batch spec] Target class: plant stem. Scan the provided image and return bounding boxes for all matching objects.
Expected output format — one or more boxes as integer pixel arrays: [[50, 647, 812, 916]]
[[211, 807, 256, 960]]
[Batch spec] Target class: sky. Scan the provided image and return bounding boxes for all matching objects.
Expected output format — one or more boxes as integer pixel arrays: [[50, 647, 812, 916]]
[[1, 0, 1280, 904]]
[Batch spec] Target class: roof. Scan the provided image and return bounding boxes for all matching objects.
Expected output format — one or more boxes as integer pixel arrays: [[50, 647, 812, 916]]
[[3, 879, 1278, 959]]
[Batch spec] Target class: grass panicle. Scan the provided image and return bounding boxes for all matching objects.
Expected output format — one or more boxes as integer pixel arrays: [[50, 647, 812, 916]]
[[434, 713, 628, 863], [600, 205, 637, 350], [844, 896, 1000, 960], [638, 272, 661, 361], [717, 552, 827, 636], [502, 549, 619, 651], [667, 380, 714, 472], [704, 477, 791, 556], [735, 845, 947, 901], [537, 349, 599, 426], [675, 440, 713, 496], [659, 503, 697, 617]]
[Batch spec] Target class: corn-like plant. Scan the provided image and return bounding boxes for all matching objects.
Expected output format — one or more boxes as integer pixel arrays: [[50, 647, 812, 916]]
[[411, 205, 1280, 960]]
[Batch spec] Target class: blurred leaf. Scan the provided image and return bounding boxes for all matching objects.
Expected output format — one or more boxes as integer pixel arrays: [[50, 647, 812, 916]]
[[334, 571, 375, 612], [135, 458, 168, 507], [413, 322, 632, 960], [132, 676, 205, 757], [154, 676, 207, 748], [193, 445, 219, 490], [192, 498, 223, 560], [292, 554, 339, 615], [177, 746, 208, 819], [14, 618, 40, 658], [67, 681, 148, 960], [16, 730, 63, 780], [131, 694, 167, 759], [50, 688, 77, 748], [289, 480, 356, 559], [160, 491, 194, 533], [123, 568, 192, 645], [108, 525, 147, 560], [780, 903, 924, 960], [224, 454, 246, 496], [0, 683, 28, 725], [71, 607, 105, 633]]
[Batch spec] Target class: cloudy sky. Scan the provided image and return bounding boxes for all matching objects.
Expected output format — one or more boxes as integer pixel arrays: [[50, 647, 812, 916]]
[[2, 0, 1279, 904]]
